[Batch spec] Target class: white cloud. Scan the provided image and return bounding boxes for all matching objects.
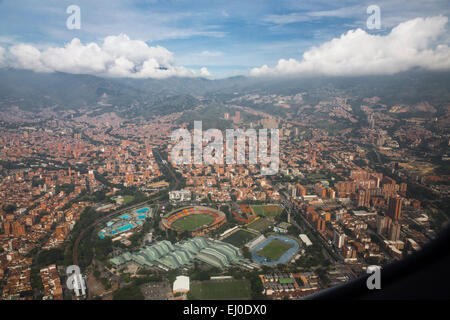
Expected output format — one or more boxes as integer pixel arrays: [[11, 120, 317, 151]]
[[3, 34, 204, 79], [0, 46, 5, 67], [40, 38, 110, 74], [263, 13, 311, 25], [200, 67, 211, 77], [199, 50, 223, 57], [251, 16, 450, 77], [263, 6, 363, 25], [9, 43, 53, 72]]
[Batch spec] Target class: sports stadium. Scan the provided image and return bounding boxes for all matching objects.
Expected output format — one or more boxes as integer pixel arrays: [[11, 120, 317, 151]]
[[251, 235, 300, 266], [110, 237, 255, 271], [161, 206, 226, 236]]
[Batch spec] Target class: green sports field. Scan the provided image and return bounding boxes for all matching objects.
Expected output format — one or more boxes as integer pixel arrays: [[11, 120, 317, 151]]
[[251, 204, 283, 217], [190, 280, 251, 300], [255, 239, 293, 261], [222, 229, 257, 247], [247, 218, 273, 232], [171, 213, 215, 231], [122, 195, 135, 205]]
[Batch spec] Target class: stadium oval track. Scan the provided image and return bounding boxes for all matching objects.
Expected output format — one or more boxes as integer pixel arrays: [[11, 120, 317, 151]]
[[250, 235, 300, 265]]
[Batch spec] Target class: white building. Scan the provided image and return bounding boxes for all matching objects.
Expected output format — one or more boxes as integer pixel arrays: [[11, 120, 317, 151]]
[[299, 234, 313, 247], [173, 275, 190, 294], [169, 189, 191, 202]]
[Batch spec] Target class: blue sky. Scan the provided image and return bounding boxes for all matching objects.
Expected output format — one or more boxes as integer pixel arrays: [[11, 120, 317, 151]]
[[0, 0, 449, 78]]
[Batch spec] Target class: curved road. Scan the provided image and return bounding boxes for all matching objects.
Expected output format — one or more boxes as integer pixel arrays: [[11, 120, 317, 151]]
[[72, 201, 151, 266], [72, 149, 181, 266]]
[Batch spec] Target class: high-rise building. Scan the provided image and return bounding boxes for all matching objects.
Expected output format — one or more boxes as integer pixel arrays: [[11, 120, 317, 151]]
[[333, 231, 346, 249], [316, 218, 326, 232], [3, 221, 11, 235], [377, 134, 385, 147], [376, 215, 390, 235], [368, 113, 375, 129], [389, 221, 401, 241], [335, 181, 356, 195], [12, 222, 26, 237], [296, 184, 306, 197], [314, 183, 327, 198], [357, 188, 371, 208], [400, 182, 407, 195], [335, 210, 344, 222], [387, 196, 402, 220], [327, 188, 336, 199]]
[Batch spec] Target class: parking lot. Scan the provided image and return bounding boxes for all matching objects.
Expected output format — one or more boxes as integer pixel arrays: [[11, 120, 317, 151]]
[[140, 280, 171, 300]]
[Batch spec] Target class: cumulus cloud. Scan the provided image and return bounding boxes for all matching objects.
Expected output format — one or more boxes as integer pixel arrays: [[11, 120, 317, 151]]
[[3, 34, 210, 79], [251, 16, 450, 77], [200, 67, 211, 77], [9, 43, 53, 72]]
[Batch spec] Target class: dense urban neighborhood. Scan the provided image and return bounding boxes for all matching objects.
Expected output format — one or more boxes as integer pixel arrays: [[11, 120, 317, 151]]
[[0, 71, 448, 300]]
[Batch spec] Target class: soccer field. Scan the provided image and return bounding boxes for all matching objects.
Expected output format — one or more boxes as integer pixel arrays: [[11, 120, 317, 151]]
[[255, 239, 293, 261], [251, 204, 283, 217], [247, 217, 273, 232], [190, 280, 251, 300], [222, 229, 257, 247], [172, 213, 215, 231]]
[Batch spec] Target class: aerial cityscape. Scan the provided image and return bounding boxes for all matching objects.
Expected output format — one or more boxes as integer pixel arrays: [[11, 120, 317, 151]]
[[0, 0, 449, 303]]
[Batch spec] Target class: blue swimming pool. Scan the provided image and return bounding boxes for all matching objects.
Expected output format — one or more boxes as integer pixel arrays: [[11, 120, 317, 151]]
[[117, 224, 134, 232], [121, 215, 130, 219], [136, 208, 149, 214], [138, 215, 147, 219]]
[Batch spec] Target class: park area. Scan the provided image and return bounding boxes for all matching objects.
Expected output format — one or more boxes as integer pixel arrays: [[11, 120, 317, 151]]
[[251, 204, 283, 217], [222, 229, 258, 247], [190, 280, 251, 300], [171, 213, 215, 231]]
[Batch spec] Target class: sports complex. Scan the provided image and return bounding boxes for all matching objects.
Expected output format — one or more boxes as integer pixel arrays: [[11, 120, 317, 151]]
[[110, 236, 254, 270], [98, 207, 152, 239], [161, 206, 226, 236], [250, 235, 300, 265]]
